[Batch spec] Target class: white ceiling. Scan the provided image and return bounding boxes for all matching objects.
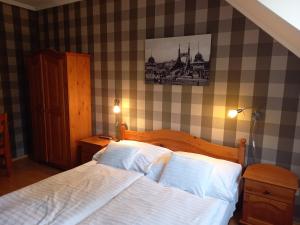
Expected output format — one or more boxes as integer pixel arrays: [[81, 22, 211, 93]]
[[226, 0, 300, 58], [0, 0, 82, 10], [258, 0, 300, 31]]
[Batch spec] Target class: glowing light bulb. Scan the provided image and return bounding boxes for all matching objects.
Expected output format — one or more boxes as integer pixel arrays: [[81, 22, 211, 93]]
[[113, 105, 120, 114], [228, 109, 238, 118]]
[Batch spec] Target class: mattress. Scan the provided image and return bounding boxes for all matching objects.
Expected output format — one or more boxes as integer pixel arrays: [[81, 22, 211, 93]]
[[79, 176, 234, 225], [0, 161, 142, 225]]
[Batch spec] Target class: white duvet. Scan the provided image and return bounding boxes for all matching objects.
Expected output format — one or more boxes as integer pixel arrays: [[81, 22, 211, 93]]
[[0, 162, 235, 225], [0, 161, 142, 225], [79, 177, 232, 225]]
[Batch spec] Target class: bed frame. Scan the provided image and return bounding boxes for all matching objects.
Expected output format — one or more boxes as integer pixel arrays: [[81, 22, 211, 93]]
[[120, 123, 246, 165]]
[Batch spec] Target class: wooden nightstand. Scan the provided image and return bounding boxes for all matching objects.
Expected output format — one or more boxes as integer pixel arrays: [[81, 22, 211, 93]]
[[240, 164, 298, 225], [78, 136, 111, 164]]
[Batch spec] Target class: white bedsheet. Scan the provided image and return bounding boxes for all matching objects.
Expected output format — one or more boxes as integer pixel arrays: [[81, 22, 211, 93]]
[[79, 177, 233, 225], [0, 161, 142, 225]]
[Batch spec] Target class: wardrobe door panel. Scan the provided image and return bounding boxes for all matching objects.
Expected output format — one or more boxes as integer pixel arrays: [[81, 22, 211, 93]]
[[66, 54, 91, 167], [42, 54, 69, 168], [27, 55, 47, 161]]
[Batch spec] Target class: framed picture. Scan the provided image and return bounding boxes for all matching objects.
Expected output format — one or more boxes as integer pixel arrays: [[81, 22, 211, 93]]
[[145, 34, 211, 86]]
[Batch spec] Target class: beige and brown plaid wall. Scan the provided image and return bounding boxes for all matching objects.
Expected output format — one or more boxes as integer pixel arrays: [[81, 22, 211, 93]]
[[0, 0, 300, 218], [37, 0, 300, 217], [0, 3, 38, 157], [1, 0, 300, 218], [37, 0, 300, 174]]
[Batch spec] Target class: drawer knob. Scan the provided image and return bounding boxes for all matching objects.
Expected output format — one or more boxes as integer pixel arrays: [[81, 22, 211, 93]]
[[263, 190, 271, 195]]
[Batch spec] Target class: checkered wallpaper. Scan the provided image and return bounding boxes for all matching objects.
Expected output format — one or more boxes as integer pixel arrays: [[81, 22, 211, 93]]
[[1, 0, 300, 219], [0, 2, 38, 157], [37, 0, 300, 217], [38, 0, 300, 175]]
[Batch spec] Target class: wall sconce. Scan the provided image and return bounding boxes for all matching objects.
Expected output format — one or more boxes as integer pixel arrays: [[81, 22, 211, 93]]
[[227, 108, 244, 119], [227, 108, 261, 121], [113, 99, 121, 138], [228, 107, 262, 163], [113, 99, 120, 114]]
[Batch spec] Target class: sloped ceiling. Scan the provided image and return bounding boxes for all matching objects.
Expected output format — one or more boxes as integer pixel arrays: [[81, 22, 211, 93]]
[[0, 0, 82, 10], [258, 0, 300, 31], [226, 0, 300, 58]]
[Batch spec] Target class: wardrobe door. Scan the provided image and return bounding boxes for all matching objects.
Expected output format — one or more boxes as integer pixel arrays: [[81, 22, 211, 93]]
[[27, 55, 47, 161], [66, 53, 91, 167], [42, 53, 70, 168]]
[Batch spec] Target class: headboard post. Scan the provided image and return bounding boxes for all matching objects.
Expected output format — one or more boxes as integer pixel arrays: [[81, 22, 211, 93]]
[[238, 138, 246, 166], [120, 123, 127, 140]]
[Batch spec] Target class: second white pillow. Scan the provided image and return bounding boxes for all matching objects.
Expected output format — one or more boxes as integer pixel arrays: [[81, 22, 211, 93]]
[[159, 153, 214, 197], [176, 151, 242, 202]]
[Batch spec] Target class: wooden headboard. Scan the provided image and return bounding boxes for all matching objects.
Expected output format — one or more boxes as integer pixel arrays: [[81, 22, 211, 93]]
[[120, 123, 246, 166]]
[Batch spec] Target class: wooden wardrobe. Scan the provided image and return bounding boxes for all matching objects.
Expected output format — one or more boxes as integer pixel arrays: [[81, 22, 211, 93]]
[[27, 50, 91, 169]]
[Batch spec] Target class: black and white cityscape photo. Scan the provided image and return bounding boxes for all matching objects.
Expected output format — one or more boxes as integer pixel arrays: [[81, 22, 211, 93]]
[[145, 34, 211, 86]]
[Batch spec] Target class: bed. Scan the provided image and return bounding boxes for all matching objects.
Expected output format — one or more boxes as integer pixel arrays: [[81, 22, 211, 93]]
[[0, 123, 246, 225]]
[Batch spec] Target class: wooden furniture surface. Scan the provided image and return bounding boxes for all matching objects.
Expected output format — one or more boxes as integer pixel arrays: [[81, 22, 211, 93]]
[[120, 123, 246, 165], [78, 136, 111, 164], [27, 50, 91, 169], [240, 164, 298, 225], [0, 114, 12, 176]]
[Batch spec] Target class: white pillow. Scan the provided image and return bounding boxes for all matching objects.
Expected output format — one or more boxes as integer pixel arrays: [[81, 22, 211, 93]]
[[176, 151, 242, 202], [146, 153, 172, 181], [92, 147, 107, 161], [159, 153, 214, 197], [97, 141, 139, 170], [120, 140, 172, 174]]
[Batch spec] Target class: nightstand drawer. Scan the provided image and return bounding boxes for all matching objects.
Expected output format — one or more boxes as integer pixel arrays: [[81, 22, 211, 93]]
[[244, 179, 294, 203], [242, 193, 291, 225], [81, 143, 103, 154], [81, 151, 96, 164]]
